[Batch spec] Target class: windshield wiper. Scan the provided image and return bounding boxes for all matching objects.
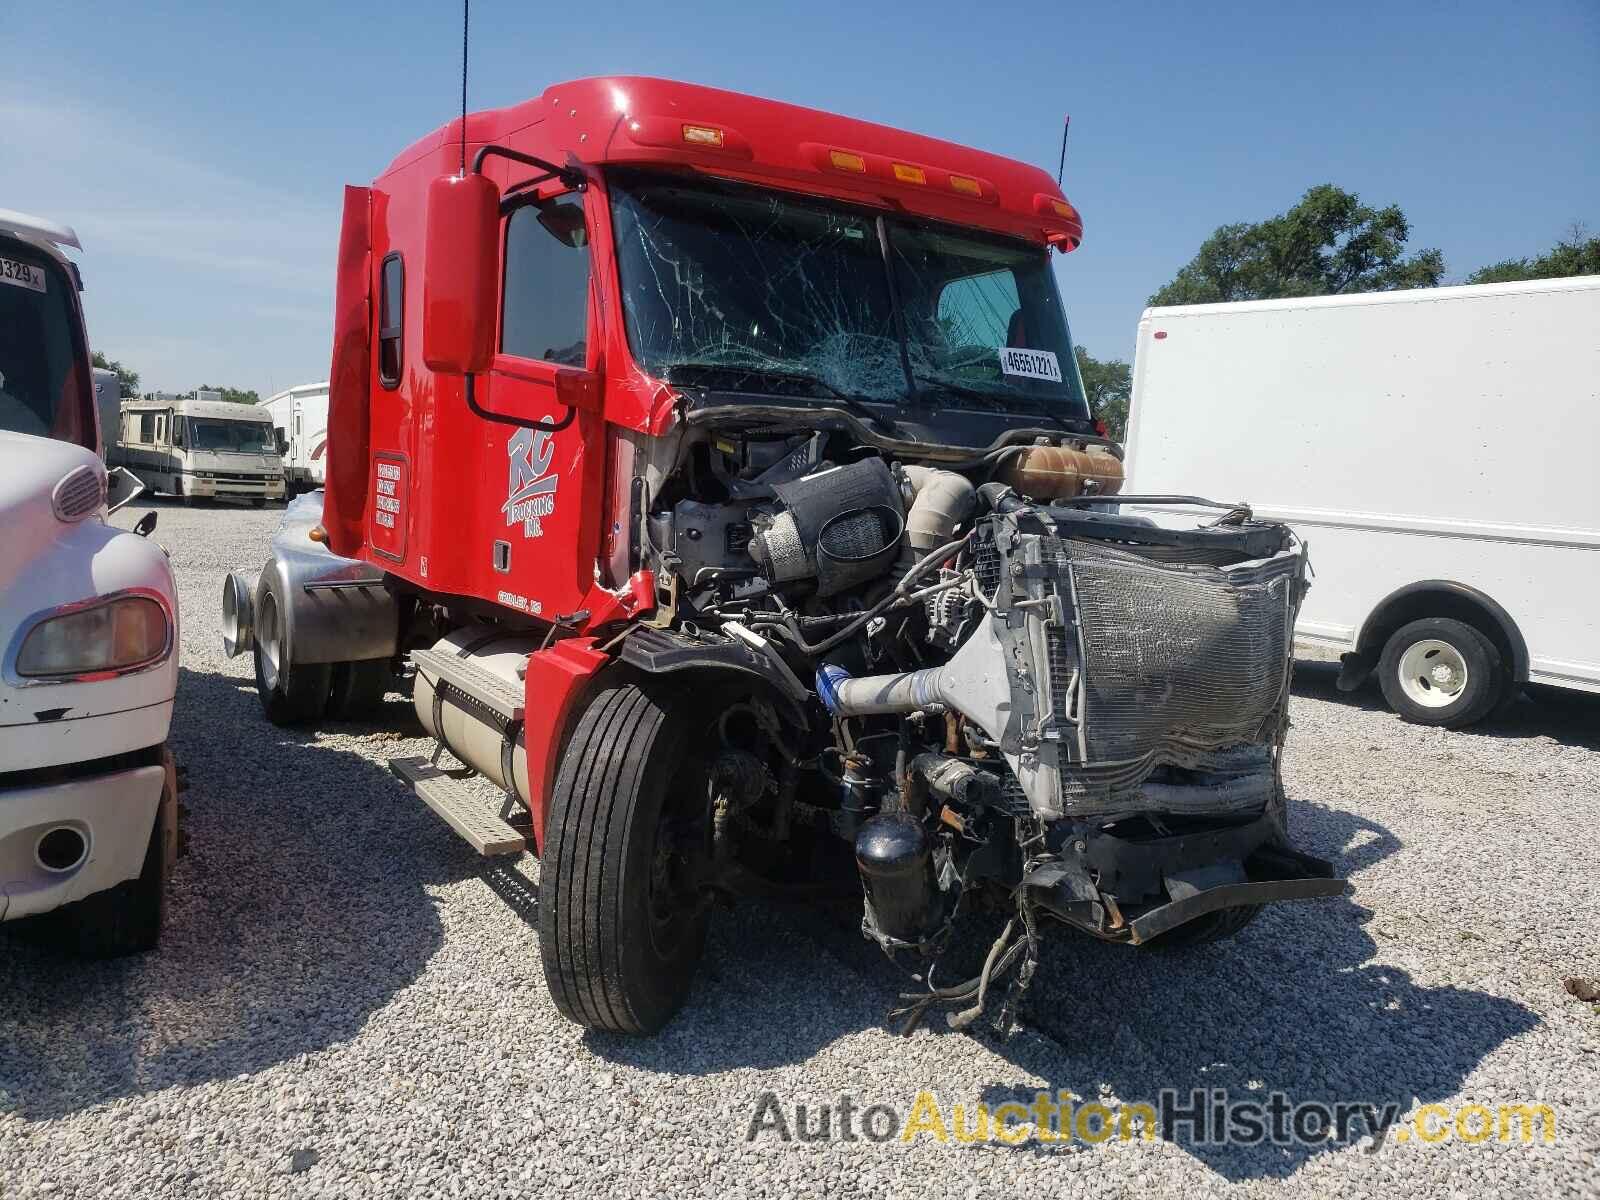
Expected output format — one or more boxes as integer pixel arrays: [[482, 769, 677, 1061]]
[[664, 362, 897, 433], [910, 374, 1073, 429]]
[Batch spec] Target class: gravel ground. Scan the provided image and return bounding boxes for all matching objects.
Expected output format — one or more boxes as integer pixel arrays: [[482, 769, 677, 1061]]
[[2, 499, 1597, 1199]]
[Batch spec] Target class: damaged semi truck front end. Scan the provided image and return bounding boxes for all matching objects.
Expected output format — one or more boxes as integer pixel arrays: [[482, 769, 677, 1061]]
[[229, 76, 1342, 1036]]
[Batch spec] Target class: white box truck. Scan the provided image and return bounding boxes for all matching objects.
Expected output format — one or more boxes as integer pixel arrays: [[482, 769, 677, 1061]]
[[259, 381, 329, 495], [1123, 275, 1600, 728]]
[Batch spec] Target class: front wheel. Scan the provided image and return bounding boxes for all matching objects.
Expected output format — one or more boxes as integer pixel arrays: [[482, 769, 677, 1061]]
[[1378, 617, 1503, 728], [539, 682, 709, 1035], [55, 782, 172, 957]]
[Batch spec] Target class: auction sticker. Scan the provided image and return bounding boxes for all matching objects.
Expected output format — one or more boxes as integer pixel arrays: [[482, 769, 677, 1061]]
[[0, 255, 47, 293], [998, 346, 1061, 382]]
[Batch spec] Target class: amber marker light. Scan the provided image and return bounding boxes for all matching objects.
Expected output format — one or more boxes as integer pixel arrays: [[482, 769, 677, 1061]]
[[682, 124, 725, 147]]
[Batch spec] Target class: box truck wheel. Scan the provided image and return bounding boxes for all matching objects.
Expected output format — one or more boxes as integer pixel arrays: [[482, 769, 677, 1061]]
[[1378, 618, 1503, 728], [539, 682, 709, 1035], [252, 576, 332, 725], [55, 783, 172, 958]]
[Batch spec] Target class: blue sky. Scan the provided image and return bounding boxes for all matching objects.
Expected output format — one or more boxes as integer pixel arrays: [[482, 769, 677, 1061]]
[[6, 0, 1596, 396]]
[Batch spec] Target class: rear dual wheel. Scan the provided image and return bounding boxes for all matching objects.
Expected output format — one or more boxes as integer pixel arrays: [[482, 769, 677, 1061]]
[[252, 576, 392, 725]]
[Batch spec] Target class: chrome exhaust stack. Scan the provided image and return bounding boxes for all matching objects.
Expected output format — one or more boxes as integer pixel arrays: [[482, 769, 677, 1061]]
[[221, 569, 255, 658]]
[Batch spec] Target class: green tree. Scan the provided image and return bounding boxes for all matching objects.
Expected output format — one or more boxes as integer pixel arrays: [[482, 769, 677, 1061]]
[[90, 351, 140, 397], [1465, 224, 1599, 284], [198, 384, 262, 405], [1151, 184, 1444, 306], [1076, 346, 1132, 442]]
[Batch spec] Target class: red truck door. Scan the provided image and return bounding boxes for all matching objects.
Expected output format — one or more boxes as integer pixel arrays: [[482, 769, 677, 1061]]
[[476, 190, 608, 620]]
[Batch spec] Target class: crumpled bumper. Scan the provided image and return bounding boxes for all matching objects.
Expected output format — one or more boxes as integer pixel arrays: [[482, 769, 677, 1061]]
[[1028, 810, 1346, 942], [1124, 843, 1344, 943]]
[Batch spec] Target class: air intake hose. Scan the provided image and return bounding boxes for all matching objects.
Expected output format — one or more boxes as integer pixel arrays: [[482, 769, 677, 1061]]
[[815, 614, 1012, 744], [900, 466, 976, 556]]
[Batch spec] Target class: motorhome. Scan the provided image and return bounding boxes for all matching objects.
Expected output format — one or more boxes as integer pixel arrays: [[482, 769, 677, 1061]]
[[259, 381, 329, 494], [115, 392, 286, 505], [0, 206, 180, 955], [1124, 275, 1600, 728]]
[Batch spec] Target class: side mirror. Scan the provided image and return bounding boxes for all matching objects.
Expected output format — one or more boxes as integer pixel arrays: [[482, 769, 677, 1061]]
[[106, 466, 146, 513], [422, 173, 501, 375], [555, 366, 604, 414]]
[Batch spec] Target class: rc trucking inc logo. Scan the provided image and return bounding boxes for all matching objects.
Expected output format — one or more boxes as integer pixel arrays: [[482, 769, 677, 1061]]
[[503, 427, 558, 538]]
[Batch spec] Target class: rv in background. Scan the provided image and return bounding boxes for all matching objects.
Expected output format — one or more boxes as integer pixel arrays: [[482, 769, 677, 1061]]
[[1124, 274, 1600, 728], [114, 392, 286, 505], [260, 381, 329, 495]]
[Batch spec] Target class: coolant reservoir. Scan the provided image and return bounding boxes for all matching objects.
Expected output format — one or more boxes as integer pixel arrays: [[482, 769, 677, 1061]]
[[1079, 445, 1125, 496], [998, 444, 1124, 500]]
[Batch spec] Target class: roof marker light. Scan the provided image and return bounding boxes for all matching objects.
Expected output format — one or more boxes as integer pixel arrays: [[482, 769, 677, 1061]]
[[949, 175, 982, 196], [682, 124, 725, 147], [1049, 199, 1077, 220], [892, 163, 927, 185], [829, 150, 867, 173]]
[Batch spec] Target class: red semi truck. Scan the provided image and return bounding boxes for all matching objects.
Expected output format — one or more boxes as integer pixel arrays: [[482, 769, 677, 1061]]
[[223, 77, 1343, 1035]]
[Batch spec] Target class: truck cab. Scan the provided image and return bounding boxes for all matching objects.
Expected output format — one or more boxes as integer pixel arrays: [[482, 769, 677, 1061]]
[[228, 78, 1341, 1035], [0, 207, 179, 955]]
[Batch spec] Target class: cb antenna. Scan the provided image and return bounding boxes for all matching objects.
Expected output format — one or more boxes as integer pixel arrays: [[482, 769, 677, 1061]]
[[1056, 114, 1071, 187], [459, 0, 470, 174]]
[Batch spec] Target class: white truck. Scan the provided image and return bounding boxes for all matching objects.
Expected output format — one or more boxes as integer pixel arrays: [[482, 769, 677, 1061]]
[[0, 206, 180, 954], [1123, 274, 1600, 728], [115, 392, 286, 505], [259, 381, 329, 495]]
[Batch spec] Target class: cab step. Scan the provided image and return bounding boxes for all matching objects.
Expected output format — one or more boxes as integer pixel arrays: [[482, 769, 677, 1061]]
[[389, 755, 527, 856], [410, 647, 525, 722]]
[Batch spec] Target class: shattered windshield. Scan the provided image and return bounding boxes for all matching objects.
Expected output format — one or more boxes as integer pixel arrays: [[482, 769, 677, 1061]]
[[187, 417, 275, 454], [608, 170, 1089, 420]]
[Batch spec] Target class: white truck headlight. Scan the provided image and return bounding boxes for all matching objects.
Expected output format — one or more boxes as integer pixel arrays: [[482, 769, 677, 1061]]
[[14, 593, 172, 679]]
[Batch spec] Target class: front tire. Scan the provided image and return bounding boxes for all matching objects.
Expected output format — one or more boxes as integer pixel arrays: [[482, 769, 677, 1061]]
[[56, 787, 171, 957], [539, 683, 709, 1035], [1378, 618, 1503, 728]]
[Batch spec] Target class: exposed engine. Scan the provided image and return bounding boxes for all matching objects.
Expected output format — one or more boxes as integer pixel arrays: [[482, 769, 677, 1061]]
[[634, 428, 1338, 1034]]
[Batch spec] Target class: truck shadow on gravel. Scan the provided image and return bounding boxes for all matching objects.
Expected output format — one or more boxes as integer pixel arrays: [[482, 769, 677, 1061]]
[[594, 798, 1538, 1182], [0, 667, 481, 1122]]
